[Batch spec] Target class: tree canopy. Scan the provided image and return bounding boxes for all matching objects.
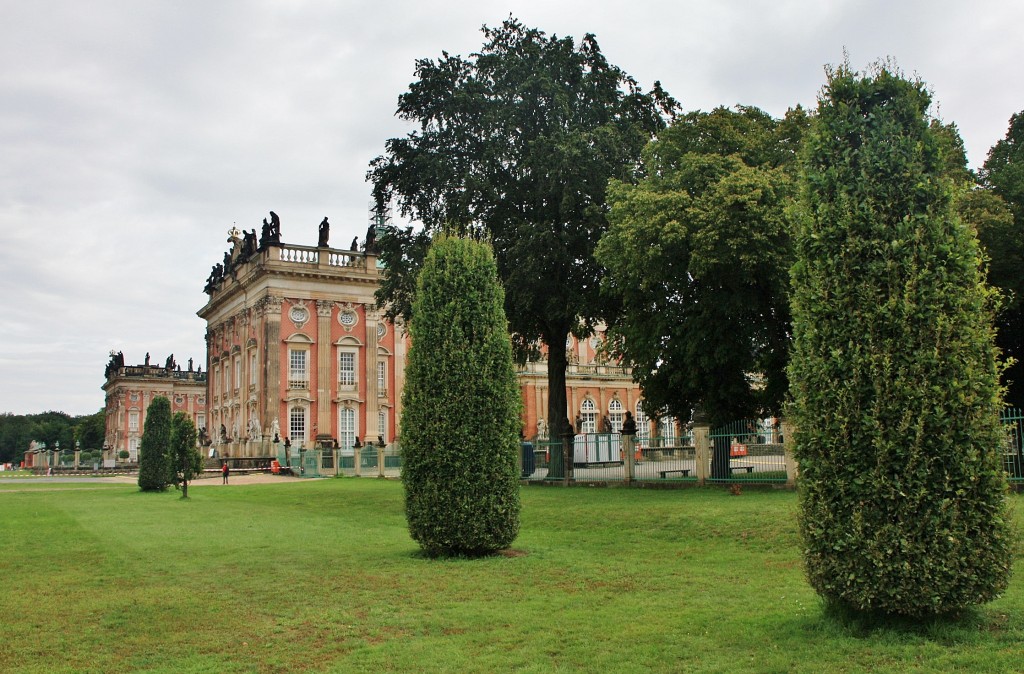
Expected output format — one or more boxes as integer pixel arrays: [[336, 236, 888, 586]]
[[0, 410, 102, 465], [595, 105, 808, 425], [368, 17, 675, 433], [979, 111, 1024, 409]]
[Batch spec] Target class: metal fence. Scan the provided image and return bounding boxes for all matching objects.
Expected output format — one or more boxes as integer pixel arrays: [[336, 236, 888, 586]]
[[265, 409, 1023, 485], [1003, 407, 1023, 483], [520, 422, 792, 485], [271, 443, 400, 478], [707, 419, 788, 485]]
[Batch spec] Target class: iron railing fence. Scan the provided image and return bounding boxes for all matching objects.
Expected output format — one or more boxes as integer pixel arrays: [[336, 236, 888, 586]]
[[707, 419, 788, 484], [1002, 407, 1023, 483]]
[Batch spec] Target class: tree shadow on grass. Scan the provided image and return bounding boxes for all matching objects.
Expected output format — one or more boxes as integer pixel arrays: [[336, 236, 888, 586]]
[[405, 547, 530, 560], [806, 599, 1003, 645]]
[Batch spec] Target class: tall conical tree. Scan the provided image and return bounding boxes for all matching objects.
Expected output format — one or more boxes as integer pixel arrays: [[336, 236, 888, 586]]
[[789, 63, 1013, 616], [401, 235, 522, 557], [170, 412, 202, 499], [137, 396, 171, 492]]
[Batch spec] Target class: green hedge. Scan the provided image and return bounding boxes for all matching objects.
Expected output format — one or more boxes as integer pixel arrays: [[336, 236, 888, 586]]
[[789, 63, 1013, 616], [400, 235, 522, 557], [138, 397, 171, 491]]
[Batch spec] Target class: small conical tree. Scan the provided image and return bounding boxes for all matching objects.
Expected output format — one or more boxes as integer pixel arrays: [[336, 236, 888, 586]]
[[138, 396, 172, 491], [789, 62, 1013, 616], [170, 412, 202, 499], [401, 235, 522, 557]]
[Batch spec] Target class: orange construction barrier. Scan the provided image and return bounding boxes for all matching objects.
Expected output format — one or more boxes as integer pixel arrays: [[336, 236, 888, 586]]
[[271, 460, 281, 474]]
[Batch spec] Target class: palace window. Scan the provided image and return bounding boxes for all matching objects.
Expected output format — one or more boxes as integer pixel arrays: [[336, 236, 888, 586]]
[[635, 404, 650, 444], [249, 353, 257, 386], [289, 349, 308, 389], [128, 410, 139, 433], [378, 408, 388, 444], [377, 360, 387, 396], [289, 406, 306, 443], [608, 399, 624, 433], [129, 438, 138, 462], [338, 407, 357, 450], [234, 356, 241, 390], [580, 399, 597, 434], [659, 416, 677, 446], [339, 351, 357, 388]]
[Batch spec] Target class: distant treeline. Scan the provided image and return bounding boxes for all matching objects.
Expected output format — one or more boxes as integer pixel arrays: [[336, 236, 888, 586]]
[[0, 410, 105, 465]]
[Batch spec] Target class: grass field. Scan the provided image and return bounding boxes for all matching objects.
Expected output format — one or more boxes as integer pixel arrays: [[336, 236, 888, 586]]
[[1, 478, 1023, 673]]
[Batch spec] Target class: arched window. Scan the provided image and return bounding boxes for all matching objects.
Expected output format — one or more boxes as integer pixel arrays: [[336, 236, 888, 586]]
[[289, 405, 307, 444], [608, 399, 624, 433], [635, 404, 650, 443], [378, 408, 388, 444], [338, 407, 357, 450], [580, 399, 597, 434], [659, 416, 677, 446]]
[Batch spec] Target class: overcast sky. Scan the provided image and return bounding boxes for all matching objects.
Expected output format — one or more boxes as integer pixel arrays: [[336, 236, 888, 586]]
[[1, 0, 1021, 416]]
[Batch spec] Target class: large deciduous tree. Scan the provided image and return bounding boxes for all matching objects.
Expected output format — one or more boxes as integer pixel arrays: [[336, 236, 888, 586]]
[[138, 396, 171, 492], [596, 106, 806, 430], [74, 409, 107, 452], [400, 236, 522, 557], [789, 63, 1012, 616], [979, 112, 1024, 409], [369, 18, 674, 441]]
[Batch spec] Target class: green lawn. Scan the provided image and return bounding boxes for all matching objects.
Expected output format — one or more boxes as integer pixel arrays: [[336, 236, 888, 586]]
[[1, 478, 1022, 673]]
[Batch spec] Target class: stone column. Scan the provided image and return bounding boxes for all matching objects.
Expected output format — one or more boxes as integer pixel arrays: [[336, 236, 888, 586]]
[[392, 316, 407, 435], [259, 296, 283, 441], [364, 304, 380, 443], [623, 433, 636, 483], [781, 418, 798, 487], [692, 422, 711, 485], [316, 300, 334, 445]]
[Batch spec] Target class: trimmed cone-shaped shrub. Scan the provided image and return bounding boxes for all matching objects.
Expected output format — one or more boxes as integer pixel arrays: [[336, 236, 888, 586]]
[[170, 412, 202, 499], [138, 396, 171, 491], [401, 235, 522, 557], [789, 63, 1013, 616]]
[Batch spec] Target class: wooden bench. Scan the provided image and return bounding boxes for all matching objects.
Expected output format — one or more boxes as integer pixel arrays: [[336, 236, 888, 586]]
[[730, 465, 754, 474], [658, 468, 691, 478]]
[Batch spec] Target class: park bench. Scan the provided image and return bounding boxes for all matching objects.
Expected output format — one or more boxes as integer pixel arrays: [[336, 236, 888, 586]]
[[658, 466, 752, 478]]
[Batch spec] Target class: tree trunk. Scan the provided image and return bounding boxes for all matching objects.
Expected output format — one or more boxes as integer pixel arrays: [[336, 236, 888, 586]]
[[545, 325, 570, 479], [710, 435, 731, 481]]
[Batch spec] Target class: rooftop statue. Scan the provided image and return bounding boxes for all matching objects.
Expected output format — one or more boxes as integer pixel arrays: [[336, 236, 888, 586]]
[[318, 217, 330, 247]]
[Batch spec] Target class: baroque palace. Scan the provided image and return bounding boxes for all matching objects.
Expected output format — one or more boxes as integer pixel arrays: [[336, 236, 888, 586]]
[[103, 213, 665, 461]]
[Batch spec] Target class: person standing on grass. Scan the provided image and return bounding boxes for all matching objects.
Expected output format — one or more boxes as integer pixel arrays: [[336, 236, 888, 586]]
[[221, 461, 229, 484]]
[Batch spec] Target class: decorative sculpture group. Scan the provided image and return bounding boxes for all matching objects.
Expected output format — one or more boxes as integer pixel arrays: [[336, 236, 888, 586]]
[[203, 211, 384, 295], [104, 351, 200, 378]]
